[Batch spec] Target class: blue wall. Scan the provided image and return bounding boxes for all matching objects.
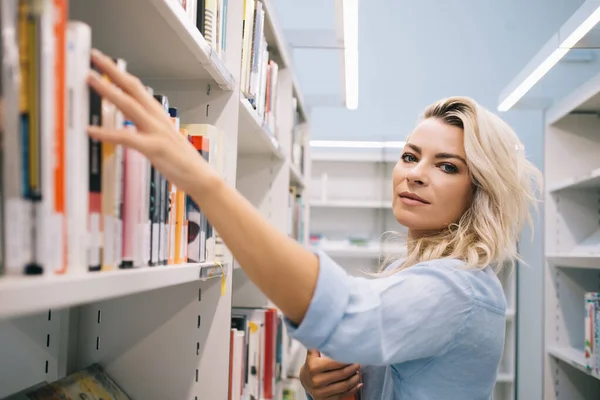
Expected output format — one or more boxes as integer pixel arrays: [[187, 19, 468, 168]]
[[275, 1, 586, 398]]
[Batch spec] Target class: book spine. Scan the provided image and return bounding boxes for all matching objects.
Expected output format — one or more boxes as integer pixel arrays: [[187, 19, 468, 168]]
[[173, 123, 187, 265], [201, 136, 213, 261], [113, 58, 126, 269], [121, 121, 140, 269], [586, 292, 594, 371], [52, 0, 68, 274], [20, 2, 43, 275], [149, 166, 159, 266], [153, 94, 169, 266], [88, 61, 102, 272], [159, 173, 168, 265], [168, 107, 180, 264], [65, 20, 91, 274], [38, 0, 55, 275], [2, 0, 24, 275], [186, 133, 204, 263]]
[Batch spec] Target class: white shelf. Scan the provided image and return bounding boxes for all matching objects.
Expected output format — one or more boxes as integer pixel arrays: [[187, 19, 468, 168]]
[[70, 0, 235, 88], [543, 31, 600, 397], [313, 243, 382, 258], [547, 254, 600, 269], [0, 262, 223, 319], [549, 168, 600, 192], [310, 199, 390, 209], [311, 150, 400, 163], [237, 95, 284, 159], [496, 373, 515, 383], [506, 308, 516, 320], [548, 346, 600, 380], [289, 163, 306, 188], [312, 241, 400, 258], [546, 70, 600, 125]]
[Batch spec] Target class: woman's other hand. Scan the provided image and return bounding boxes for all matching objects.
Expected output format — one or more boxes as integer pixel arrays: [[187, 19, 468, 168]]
[[86, 48, 217, 196], [300, 349, 362, 400]]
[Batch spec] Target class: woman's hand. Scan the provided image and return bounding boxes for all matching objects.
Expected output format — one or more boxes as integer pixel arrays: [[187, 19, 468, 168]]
[[86, 48, 218, 197], [300, 349, 362, 400]]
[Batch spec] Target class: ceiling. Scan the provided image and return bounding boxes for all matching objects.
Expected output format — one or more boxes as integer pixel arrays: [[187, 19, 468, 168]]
[[272, 0, 347, 109]]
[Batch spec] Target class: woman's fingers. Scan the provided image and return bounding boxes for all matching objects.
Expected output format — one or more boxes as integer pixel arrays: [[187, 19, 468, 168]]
[[87, 68, 156, 131], [89, 49, 172, 126], [325, 383, 363, 400], [317, 372, 360, 398], [312, 363, 359, 387], [310, 357, 353, 374], [87, 126, 147, 151]]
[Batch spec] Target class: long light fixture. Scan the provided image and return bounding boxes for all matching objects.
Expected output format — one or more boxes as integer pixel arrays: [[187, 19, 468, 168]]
[[310, 140, 405, 149], [498, 4, 600, 112], [342, 0, 359, 110]]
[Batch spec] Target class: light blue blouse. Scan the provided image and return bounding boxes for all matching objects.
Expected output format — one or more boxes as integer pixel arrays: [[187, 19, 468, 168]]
[[285, 251, 507, 400]]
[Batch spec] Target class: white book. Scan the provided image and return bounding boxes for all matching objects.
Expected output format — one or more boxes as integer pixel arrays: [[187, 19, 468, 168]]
[[65, 21, 91, 273], [204, 0, 218, 49], [240, 0, 255, 95], [231, 329, 245, 400], [1, 0, 29, 275], [38, 0, 57, 274], [112, 58, 126, 268]]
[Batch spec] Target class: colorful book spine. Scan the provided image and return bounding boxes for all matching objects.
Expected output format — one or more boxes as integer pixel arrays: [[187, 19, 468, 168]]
[[52, 0, 68, 274], [185, 131, 206, 263], [121, 121, 142, 268], [167, 107, 179, 265], [585, 292, 600, 373], [19, 0, 37, 274]]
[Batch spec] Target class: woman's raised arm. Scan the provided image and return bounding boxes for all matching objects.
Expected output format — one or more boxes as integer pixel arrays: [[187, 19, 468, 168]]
[[86, 49, 319, 325]]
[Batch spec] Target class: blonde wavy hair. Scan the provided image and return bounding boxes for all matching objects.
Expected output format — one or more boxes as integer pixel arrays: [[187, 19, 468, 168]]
[[380, 96, 542, 275]]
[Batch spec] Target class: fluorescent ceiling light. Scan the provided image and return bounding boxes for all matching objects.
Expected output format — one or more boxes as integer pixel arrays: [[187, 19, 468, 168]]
[[498, 3, 600, 112], [342, 0, 359, 110], [498, 48, 569, 112], [560, 5, 600, 48], [310, 140, 406, 149]]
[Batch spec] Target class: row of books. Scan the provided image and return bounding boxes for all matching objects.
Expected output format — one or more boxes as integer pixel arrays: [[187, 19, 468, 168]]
[[241, 0, 280, 137], [178, 0, 228, 62], [229, 307, 287, 400], [0, 0, 222, 277], [585, 291, 600, 373], [288, 188, 305, 243], [4, 363, 131, 400]]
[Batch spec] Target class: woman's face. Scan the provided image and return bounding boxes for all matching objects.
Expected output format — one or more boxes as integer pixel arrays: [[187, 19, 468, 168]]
[[392, 118, 474, 237]]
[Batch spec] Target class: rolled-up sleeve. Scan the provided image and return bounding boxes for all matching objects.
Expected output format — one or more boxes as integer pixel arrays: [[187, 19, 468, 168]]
[[284, 251, 475, 366]]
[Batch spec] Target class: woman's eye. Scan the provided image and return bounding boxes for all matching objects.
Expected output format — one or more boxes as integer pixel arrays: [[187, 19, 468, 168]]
[[401, 153, 417, 162], [439, 163, 458, 174]]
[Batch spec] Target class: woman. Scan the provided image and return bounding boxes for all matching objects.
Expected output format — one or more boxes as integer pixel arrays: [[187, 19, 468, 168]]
[[86, 49, 541, 400]]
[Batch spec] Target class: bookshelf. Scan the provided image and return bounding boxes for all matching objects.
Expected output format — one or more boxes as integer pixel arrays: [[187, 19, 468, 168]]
[[542, 70, 600, 400], [0, 1, 310, 400], [496, 2, 600, 398], [308, 147, 517, 400]]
